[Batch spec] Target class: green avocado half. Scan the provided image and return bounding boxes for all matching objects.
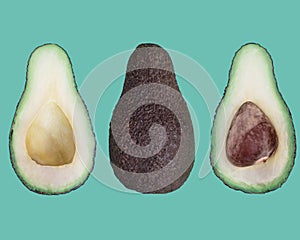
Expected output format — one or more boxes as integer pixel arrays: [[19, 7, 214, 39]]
[[9, 44, 96, 195], [210, 43, 296, 193]]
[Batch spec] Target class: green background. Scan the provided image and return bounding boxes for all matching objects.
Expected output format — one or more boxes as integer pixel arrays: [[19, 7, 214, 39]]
[[1, 1, 299, 239]]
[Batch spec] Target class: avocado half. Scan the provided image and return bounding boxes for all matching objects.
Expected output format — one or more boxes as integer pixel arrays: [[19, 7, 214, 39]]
[[210, 43, 296, 193], [9, 44, 96, 195]]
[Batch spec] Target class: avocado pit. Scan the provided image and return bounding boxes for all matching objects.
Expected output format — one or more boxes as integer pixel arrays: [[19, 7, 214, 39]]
[[26, 102, 76, 166], [226, 101, 278, 167]]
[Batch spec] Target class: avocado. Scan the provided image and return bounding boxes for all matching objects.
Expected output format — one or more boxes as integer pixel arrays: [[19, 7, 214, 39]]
[[210, 43, 296, 193], [9, 44, 96, 195], [109, 43, 195, 193]]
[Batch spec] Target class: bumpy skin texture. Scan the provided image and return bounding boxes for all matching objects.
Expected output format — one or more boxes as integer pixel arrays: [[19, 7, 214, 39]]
[[9, 44, 96, 195], [109, 43, 194, 194], [210, 43, 296, 194]]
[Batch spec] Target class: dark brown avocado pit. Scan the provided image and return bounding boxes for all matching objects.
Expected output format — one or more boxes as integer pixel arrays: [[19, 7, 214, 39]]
[[226, 101, 278, 167]]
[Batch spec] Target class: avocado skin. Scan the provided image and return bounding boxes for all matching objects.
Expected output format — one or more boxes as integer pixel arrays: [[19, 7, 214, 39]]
[[143, 163, 194, 194], [9, 43, 96, 195], [122, 43, 179, 93], [109, 43, 194, 194], [210, 43, 296, 194]]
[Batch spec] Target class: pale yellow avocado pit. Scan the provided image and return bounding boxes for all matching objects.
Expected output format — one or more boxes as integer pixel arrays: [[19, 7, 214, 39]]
[[26, 101, 76, 166]]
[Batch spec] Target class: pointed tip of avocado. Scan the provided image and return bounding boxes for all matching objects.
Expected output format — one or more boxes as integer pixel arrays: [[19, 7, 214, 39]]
[[33, 43, 64, 52], [29, 44, 69, 62], [136, 43, 162, 48], [236, 42, 270, 57], [122, 42, 178, 94]]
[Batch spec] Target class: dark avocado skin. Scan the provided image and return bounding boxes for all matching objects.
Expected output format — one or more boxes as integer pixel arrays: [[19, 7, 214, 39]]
[[109, 43, 194, 194], [9, 43, 96, 195], [210, 42, 296, 194], [143, 163, 194, 194]]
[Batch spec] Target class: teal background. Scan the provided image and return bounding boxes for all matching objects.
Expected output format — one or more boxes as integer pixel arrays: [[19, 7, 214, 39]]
[[1, 1, 299, 239]]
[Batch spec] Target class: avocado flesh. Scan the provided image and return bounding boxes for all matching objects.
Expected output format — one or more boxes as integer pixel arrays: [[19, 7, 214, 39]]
[[10, 44, 96, 194], [211, 43, 296, 193]]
